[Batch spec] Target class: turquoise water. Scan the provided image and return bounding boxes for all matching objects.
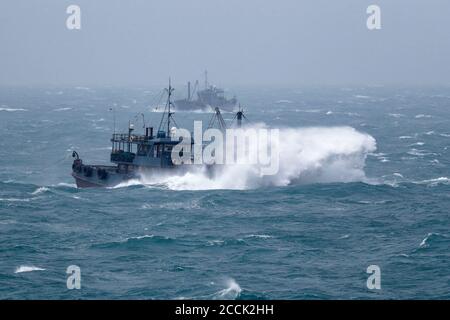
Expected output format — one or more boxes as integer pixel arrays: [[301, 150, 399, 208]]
[[0, 86, 449, 299]]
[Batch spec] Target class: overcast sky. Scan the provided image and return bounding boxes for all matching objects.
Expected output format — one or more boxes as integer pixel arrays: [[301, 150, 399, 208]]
[[1, 0, 449, 86]]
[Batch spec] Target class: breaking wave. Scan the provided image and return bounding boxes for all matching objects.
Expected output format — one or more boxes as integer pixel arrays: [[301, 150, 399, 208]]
[[135, 126, 376, 190]]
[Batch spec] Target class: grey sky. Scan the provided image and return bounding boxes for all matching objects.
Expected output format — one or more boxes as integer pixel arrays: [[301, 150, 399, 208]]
[[1, 0, 449, 86]]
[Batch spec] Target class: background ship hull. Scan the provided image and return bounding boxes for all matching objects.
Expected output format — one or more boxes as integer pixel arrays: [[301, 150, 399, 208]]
[[174, 100, 237, 112]]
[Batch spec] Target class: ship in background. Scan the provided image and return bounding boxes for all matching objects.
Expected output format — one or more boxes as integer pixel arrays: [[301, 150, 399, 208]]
[[174, 71, 238, 112]]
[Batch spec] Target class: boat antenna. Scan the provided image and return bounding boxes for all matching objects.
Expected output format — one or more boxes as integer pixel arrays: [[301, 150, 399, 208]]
[[204, 70, 208, 89], [109, 106, 116, 134]]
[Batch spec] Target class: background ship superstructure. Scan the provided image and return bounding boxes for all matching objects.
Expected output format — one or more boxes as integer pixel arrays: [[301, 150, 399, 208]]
[[174, 71, 238, 111]]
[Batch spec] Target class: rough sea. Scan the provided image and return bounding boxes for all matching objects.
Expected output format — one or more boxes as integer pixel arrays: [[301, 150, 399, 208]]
[[0, 85, 449, 299]]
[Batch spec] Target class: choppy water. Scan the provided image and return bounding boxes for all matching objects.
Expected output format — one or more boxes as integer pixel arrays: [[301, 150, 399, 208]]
[[0, 85, 449, 299]]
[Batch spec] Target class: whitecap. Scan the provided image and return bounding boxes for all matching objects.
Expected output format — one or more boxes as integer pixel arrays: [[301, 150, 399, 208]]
[[213, 278, 242, 300], [301, 109, 321, 113], [124, 234, 154, 242], [0, 108, 27, 112], [0, 219, 17, 225], [275, 99, 293, 104], [416, 177, 449, 187], [383, 180, 399, 188], [388, 113, 404, 118], [369, 152, 389, 162], [31, 187, 49, 195], [141, 200, 199, 210], [0, 197, 34, 202], [207, 240, 225, 246], [74, 86, 91, 91], [415, 114, 432, 119], [419, 233, 435, 248], [407, 149, 437, 157], [110, 179, 144, 189], [15, 265, 46, 273], [244, 234, 273, 239], [55, 182, 77, 188], [409, 142, 425, 146]]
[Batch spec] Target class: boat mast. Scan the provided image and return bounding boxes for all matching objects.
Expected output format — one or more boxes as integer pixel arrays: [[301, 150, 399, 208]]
[[232, 104, 248, 128], [167, 78, 174, 135], [207, 107, 227, 132], [187, 81, 191, 100], [157, 79, 176, 136], [204, 70, 208, 89]]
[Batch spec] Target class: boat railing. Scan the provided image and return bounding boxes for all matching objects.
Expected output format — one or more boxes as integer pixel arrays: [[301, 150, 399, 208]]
[[111, 133, 150, 143]]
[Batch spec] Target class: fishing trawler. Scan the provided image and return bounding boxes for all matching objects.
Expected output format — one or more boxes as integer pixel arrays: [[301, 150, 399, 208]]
[[174, 71, 238, 112], [71, 81, 247, 188]]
